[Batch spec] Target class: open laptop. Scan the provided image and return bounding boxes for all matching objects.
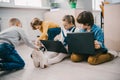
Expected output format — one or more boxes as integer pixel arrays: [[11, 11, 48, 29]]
[[67, 32, 95, 54], [40, 40, 67, 53]]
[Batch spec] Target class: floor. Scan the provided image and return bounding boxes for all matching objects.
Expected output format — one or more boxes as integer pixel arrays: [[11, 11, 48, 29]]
[[0, 45, 120, 80]]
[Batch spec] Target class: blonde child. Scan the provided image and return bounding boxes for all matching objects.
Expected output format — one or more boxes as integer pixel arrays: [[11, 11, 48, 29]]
[[46, 15, 77, 65], [0, 18, 39, 71], [45, 15, 78, 66]]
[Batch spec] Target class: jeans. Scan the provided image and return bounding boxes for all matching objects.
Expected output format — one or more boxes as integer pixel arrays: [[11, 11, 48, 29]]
[[47, 27, 61, 40], [0, 43, 25, 70]]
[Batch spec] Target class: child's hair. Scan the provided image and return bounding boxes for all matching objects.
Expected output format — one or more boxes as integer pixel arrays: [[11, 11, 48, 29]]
[[77, 11, 94, 27], [62, 15, 76, 26], [9, 18, 21, 27], [30, 18, 42, 30]]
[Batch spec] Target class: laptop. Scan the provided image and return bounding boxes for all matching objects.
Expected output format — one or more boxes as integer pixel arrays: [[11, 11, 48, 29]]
[[67, 32, 95, 54], [40, 40, 67, 53]]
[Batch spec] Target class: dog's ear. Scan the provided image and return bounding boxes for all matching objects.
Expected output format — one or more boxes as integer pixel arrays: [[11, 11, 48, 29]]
[[39, 46, 46, 52], [31, 54, 33, 58]]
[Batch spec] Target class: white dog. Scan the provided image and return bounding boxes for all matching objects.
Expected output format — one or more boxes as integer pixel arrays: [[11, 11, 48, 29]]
[[31, 40, 69, 69], [31, 47, 48, 69]]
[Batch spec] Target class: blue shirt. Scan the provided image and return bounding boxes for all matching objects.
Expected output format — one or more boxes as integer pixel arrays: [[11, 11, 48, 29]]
[[80, 24, 107, 52]]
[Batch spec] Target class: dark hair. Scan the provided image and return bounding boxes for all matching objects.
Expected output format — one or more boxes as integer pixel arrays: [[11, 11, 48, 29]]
[[62, 15, 76, 26], [30, 18, 42, 30], [77, 11, 94, 27]]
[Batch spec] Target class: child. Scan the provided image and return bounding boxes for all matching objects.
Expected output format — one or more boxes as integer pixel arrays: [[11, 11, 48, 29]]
[[46, 15, 78, 65], [30, 18, 61, 41], [70, 11, 114, 65], [44, 15, 77, 64], [0, 18, 40, 71], [31, 15, 78, 67]]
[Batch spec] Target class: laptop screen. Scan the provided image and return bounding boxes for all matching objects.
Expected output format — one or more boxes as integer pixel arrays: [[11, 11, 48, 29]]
[[40, 40, 67, 53], [67, 32, 95, 54]]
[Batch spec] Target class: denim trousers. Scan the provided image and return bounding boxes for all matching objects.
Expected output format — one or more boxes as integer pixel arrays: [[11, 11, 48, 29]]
[[0, 43, 25, 70], [47, 27, 61, 40]]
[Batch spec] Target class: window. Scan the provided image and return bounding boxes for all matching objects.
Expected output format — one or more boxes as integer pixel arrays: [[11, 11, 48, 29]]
[[14, 0, 42, 7], [0, 0, 42, 7], [92, 0, 104, 10], [0, 0, 10, 3]]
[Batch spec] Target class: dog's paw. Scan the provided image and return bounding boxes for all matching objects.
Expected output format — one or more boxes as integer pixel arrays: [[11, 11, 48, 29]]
[[38, 50, 48, 69], [40, 64, 48, 69], [32, 59, 40, 68], [31, 50, 40, 68], [31, 50, 48, 69]]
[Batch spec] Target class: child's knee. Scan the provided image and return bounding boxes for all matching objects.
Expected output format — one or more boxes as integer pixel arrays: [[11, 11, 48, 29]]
[[88, 56, 98, 65], [70, 53, 84, 62], [21, 62, 25, 68], [88, 53, 114, 65], [19, 61, 25, 69]]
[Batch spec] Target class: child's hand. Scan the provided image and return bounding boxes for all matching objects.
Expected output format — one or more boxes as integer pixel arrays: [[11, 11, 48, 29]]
[[35, 39, 42, 47], [94, 40, 101, 49], [54, 34, 61, 41], [34, 47, 39, 51], [65, 45, 68, 51]]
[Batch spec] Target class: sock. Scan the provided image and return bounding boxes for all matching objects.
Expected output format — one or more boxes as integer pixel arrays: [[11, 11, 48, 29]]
[[47, 53, 68, 65]]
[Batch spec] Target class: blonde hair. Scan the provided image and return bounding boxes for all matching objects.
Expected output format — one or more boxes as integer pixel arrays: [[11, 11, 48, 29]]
[[9, 18, 22, 27]]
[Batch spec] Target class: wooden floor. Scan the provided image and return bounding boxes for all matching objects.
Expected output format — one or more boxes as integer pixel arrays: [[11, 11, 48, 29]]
[[0, 45, 120, 80]]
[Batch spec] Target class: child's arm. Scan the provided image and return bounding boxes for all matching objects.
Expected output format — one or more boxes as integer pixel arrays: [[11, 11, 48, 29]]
[[38, 23, 49, 40], [38, 33, 48, 40], [95, 29, 105, 49], [54, 34, 61, 41], [18, 28, 39, 49], [94, 40, 101, 49]]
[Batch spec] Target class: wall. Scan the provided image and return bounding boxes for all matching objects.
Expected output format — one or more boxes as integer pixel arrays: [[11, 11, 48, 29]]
[[41, 0, 50, 7], [104, 3, 120, 51], [105, 0, 120, 3], [44, 9, 101, 28], [0, 7, 49, 40], [79, 0, 92, 11]]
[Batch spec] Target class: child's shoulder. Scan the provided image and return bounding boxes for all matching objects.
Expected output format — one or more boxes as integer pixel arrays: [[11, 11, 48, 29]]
[[10, 26, 24, 32], [11, 26, 22, 29], [92, 24, 103, 33], [92, 24, 102, 30], [74, 27, 80, 32]]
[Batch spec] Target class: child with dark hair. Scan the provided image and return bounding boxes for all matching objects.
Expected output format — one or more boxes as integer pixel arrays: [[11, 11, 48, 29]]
[[30, 18, 61, 41], [71, 11, 114, 65]]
